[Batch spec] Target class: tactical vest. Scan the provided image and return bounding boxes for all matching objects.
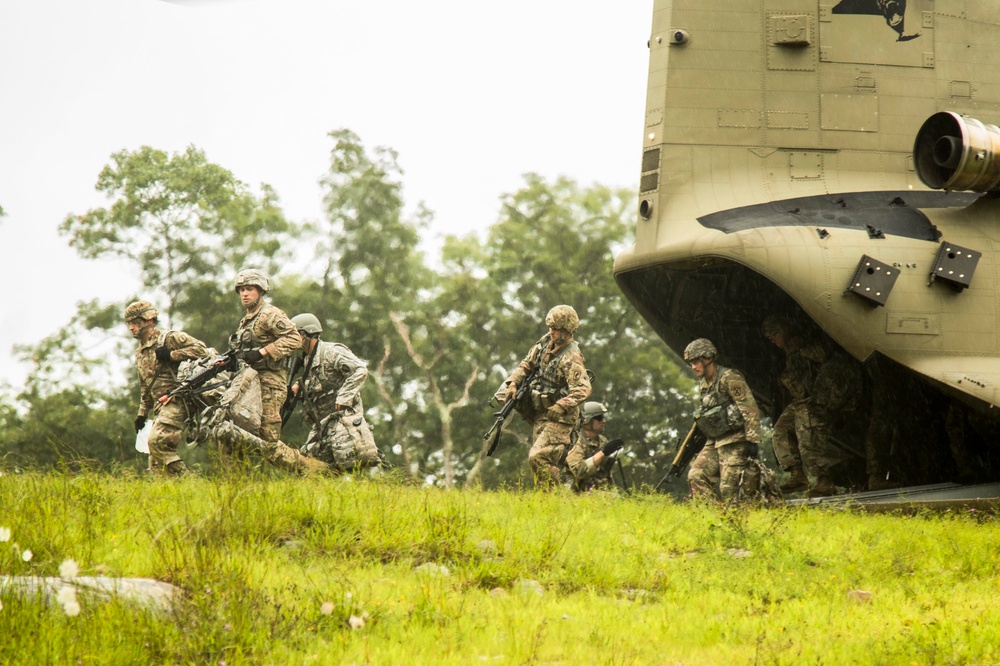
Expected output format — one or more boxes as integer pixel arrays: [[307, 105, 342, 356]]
[[230, 305, 283, 372], [695, 366, 745, 439], [528, 340, 578, 411]]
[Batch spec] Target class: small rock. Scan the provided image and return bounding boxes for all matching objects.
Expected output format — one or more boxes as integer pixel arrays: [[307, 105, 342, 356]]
[[0, 576, 179, 613], [415, 563, 450, 577], [514, 579, 544, 597], [476, 539, 499, 556]]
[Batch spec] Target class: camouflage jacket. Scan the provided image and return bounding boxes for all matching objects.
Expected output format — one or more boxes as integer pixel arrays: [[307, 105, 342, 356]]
[[699, 366, 762, 448], [230, 303, 301, 383], [566, 432, 614, 491], [300, 340, 369, 426], [779, 337, 829, 401], [135, 328, 209, 417], [507, 335, 591, 425]]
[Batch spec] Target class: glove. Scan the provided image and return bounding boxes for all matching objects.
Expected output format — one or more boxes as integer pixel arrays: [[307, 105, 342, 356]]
[[546, 404, 565, 421], [502, 382, 517, 403], [242, 348, 264, 365], [134, 415, 147, 432], [154, 346, 173, 363], [601, 438, 624, 457]]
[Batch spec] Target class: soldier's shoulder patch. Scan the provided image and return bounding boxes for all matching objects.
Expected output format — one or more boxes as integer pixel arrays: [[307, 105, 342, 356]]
[[270, 312, 296, 332], [728, 382, 747, 399]]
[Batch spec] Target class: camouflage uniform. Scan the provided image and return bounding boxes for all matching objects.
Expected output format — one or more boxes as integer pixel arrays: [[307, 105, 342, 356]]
[[505, 306, 592, 489], [229, 303, 301, 445], [566, 432, 614, 492], [298, 340, 382, 472], [688, 365, 762, 502], [129, 308, 209, 472], [770, 338, 840, 481], [767, 318, 861, 494]]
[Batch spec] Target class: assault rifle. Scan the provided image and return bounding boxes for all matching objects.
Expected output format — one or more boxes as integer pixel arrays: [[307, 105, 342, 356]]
[[159, 349, 238, 404], [279, 353, 305, 427], [483, 365, 538, 457], [654, 421, 707, 491], [615, 453, 630, 495]]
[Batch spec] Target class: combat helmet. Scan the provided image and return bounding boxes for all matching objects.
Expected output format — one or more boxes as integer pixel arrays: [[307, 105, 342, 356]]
[[124, 300, 158, 322], [291, 313, 323, 336], [233, 268, 270, 294], [581, 401, 608, 425], [762, 315, 793, 338], [683, 338, 717, 363], [545, 304, 580, 334]]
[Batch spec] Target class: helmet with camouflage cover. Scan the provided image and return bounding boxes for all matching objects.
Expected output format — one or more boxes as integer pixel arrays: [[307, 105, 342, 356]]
[[581, 401, 608, 425], [124, 300, 158, 322], [291, 313, 323, 336], [545, 304, 580, 334], [683, 338, 717, 362], [233, 268, 269, 294]]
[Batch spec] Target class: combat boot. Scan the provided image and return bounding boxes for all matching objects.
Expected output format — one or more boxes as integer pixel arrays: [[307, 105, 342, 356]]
[[780, 465, 809, 494], [808, 477, 837, 498]]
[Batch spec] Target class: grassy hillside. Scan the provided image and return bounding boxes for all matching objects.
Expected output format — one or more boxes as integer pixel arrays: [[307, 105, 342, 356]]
[[1, 470, 998, 665]]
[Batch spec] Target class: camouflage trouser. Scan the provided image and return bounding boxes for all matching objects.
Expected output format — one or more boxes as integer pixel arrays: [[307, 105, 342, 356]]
[[688, 440, 759, 503], [771, 400, 842, 478], [214, 420, 328, 475], [149, 399, 188, 470], [258, 372, 286, 445], [301, 411, 381, 473], [528, 419, 574, 490]]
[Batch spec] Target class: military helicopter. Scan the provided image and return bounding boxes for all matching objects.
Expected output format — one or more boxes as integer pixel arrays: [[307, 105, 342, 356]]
[[613, 0, 1000, 499]]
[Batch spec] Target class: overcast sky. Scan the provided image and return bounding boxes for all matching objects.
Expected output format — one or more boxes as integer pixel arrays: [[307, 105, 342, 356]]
[[0, 0, 653, 389]]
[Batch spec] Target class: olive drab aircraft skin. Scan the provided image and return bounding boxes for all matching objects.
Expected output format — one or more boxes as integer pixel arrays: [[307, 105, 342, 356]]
[[614, 0, 1000, 489]]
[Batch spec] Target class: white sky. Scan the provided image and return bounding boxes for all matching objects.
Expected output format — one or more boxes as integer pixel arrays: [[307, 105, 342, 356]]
[[0, 0, 653, 390]]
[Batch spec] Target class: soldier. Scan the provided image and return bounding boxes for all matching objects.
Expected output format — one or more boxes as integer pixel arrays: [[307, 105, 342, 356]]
[[684, 338, 762, 502], [764, 316, 860, 497], [500, 305, 592, 489], [289, 313, 384, 473], [565, 401, 623, 492], [227, 268, 316, 472], [125, 300, 209, 475]]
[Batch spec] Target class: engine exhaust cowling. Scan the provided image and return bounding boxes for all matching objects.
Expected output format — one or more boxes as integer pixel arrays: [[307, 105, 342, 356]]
[[914, 112, 1000, 193]]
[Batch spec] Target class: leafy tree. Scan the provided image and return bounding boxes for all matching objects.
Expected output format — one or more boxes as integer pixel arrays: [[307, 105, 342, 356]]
[[59, 145, 292, 347], [279, 130, 437, 478], [0, 300, 141, 470]]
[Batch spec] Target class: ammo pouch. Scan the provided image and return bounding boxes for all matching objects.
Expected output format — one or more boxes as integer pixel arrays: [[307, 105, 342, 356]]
[[695, 401, 743, 438], [530, 389, 566, 412], [230, 323, 284, 373]]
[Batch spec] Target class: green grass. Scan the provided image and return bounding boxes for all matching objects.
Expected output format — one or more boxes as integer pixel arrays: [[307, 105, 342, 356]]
[[2, 470, 999, 665]]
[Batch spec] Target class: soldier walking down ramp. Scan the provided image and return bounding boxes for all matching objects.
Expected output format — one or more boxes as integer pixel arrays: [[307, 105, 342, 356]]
[[764, 316, 862, 497], [684, 338, 763, 503], [125, 300, 209, 475], [289, 313, 385, 473], [499, 305, 591, 489]]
